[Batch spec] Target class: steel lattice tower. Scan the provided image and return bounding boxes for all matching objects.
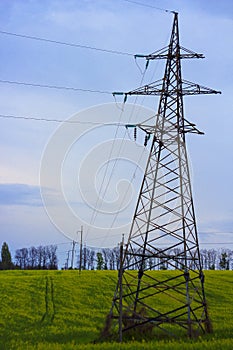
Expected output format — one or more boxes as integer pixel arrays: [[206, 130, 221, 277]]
[[105, 13, 221, 340]]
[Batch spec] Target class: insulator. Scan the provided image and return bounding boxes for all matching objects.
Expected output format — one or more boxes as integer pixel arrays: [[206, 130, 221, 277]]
[[134, 127, 137, 141], [144, 134, 148, 147]]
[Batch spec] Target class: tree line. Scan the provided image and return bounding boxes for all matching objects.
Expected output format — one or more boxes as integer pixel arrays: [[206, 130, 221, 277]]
[[1, 241, 232, 271], [67, 246, 121, 271], [73, 246, 233, 271], [0, 242, 58, 270]]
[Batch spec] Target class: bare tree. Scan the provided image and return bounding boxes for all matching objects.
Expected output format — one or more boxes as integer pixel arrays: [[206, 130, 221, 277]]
[[14, 245, 58, 270], [207, 249, 217, 270], [28, 246, 37, 269], [102, 248, 111, 270], [47, 245, 58, 269]]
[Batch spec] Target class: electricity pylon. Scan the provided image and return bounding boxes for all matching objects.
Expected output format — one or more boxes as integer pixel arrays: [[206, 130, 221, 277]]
[[106, 12, 221, 340]]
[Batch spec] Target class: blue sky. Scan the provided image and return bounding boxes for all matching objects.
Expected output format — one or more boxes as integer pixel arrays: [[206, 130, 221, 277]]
[[0, 0, 232, 267]]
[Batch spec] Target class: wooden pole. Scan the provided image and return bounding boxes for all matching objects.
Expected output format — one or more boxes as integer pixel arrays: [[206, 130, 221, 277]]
[[79, 226, 83, 274]]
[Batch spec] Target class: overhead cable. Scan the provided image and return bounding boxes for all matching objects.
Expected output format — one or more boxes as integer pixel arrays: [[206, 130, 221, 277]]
[[89, 66, 149, 247], [0, 30, 134, 56], [120, 0, 175, 13], [0, 113, 126, 126], [0, 79, 112, 94]]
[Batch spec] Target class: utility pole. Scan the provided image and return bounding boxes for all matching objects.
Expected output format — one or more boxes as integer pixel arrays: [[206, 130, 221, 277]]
[[66, 250, 71, 270], [83, 243, 87, 270], [71, 240, 76, 269], [107, 12, 220, 340], [78, 226, 83, 273]]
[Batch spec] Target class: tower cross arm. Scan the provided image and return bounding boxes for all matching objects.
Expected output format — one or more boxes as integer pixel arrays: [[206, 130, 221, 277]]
[[120, 79, 221, 97], [182, 80, 221, 95], [135, 46, 204, 61], [126, 79, 164, 96]]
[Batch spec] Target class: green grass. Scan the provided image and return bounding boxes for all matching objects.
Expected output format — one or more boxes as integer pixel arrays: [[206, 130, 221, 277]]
[[0, 270, 232, 349]]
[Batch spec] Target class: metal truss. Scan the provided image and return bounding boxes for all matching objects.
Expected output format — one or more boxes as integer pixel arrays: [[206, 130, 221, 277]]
[[106, 12, 221, 341]]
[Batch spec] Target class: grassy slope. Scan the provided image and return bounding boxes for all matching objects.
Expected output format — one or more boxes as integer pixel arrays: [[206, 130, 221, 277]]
[[0, 270, 232, 349]]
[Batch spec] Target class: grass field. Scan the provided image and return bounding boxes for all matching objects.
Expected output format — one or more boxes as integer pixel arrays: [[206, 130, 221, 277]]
[[0, 270, 232, 349]]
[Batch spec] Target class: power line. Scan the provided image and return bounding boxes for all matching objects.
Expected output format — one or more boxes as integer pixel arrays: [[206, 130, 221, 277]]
[[200, 243, 233, 245], [120, 0, 174, 13], [102, 147, 146, 241], [84, 108, 125, 242], [97, 70, 150, 247], [199, 231, 233, 235], [24, 238, 233, 256], [58, 242, 233, 250], [0, 30, 134, 56], [94, 20, 171, 246], [0, 79, 112, 94], [0, 113, 127, 126], [85, 63, 149, 243]]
